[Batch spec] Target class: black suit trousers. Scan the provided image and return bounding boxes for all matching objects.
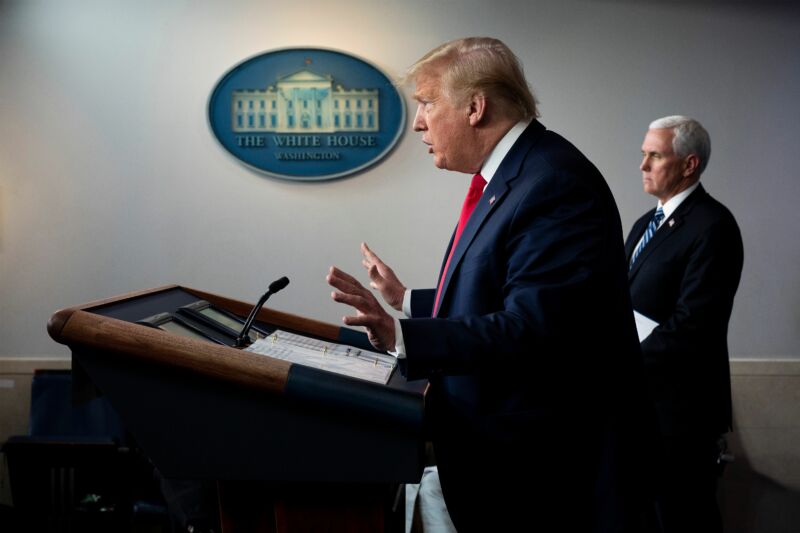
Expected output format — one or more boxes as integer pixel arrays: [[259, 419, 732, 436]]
[[647, 434, 722, 533]]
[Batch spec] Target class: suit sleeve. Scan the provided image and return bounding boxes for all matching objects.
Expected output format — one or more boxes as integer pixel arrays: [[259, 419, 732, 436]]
[[409, 289, 435, 318], [400, 170, 625, 381]]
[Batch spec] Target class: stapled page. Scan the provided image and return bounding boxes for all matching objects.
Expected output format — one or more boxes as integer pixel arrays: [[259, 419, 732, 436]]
[[246, 330, 396, 385]]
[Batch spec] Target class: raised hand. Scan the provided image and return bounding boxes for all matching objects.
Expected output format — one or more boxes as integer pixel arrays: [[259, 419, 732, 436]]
[[361, 242, 406, 312], [327, 265, 396, 352]]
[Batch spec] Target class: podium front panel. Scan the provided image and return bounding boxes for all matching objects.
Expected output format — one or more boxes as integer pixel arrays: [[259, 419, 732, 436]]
[[51, 286, 427, 484]]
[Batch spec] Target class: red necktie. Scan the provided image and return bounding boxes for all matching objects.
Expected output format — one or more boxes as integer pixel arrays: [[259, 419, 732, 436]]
[[433, 173, 487, 317]]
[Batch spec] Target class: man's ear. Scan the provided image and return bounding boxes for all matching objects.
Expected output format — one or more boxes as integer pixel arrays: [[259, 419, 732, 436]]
[[467, 93, 487, 126], [683, 153, 700, 177]]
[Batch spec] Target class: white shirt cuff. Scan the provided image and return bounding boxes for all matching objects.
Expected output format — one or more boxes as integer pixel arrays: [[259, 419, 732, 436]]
[[388, 318, 406, 359], [402, 289, 413, 317]]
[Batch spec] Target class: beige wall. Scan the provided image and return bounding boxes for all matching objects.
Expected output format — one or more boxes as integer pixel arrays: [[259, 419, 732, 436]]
[[729, 359, 800, 491], [723, 360, 800, 532]]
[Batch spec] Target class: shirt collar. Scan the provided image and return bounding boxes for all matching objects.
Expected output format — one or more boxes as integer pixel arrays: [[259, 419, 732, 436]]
[[479, 119, 532, 187], [659, 181, 700, 221]]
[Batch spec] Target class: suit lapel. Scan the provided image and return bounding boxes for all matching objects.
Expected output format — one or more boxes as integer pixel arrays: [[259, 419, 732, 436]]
[[436, 121, 545, 315], [625, 212, 653, 263], [628, 213, 684, 279], [437, 178, 509, 306], [628, 185, 707, 280]]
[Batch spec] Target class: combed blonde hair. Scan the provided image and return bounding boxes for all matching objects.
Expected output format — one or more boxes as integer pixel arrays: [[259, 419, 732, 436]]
[[406, 37, 538, 121]]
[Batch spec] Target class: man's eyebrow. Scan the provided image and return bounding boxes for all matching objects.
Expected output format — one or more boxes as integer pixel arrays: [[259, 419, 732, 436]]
[[416, 94, 438, 104]]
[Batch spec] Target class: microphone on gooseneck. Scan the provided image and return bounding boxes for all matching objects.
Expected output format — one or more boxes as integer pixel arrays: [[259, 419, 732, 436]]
[[235, 276, 290, 347]]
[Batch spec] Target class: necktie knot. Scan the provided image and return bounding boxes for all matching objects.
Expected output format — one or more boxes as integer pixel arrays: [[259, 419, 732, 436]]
[[457, 173, 487, 238], [468, 173, 487, 196], [653, 206, 665, 225]]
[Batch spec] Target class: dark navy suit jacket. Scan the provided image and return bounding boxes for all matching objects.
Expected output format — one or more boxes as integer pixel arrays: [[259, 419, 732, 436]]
[[400, 121, 646, 532], [625, 184, 743, 437]]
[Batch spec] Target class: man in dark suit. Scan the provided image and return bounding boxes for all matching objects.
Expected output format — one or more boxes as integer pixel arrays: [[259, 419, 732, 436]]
[[625, 116, 744, 533], [328, 37, 645, 532]]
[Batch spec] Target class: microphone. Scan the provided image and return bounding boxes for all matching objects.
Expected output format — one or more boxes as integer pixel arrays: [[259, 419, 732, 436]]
[[235, 276, 290, 347]]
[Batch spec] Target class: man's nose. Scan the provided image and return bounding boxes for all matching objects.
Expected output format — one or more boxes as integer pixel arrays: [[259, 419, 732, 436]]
[[640, 156, 649, 171], [413, 104, 426, 132]]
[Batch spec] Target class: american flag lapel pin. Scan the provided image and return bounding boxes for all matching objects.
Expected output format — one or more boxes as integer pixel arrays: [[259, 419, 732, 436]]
[[488, 195, 496, 205], [668, 219, 675, 227]]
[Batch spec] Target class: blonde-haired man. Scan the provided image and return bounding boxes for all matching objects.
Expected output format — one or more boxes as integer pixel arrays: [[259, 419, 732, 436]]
[[329, 37, 646, 532]]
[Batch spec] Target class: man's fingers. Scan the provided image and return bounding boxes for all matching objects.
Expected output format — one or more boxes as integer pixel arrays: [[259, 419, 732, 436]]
[[330, 289, 370, 310], [328, 279, 371, 305], [361, 242, 385, 267], [327, 266, 367, 293], [361, 242, 373, 258], [341, 314, 373, 328], [328, 265, 358, 284]]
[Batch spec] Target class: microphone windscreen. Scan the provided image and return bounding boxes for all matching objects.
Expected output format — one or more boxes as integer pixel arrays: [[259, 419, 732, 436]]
[[269, 276, 290, 293]]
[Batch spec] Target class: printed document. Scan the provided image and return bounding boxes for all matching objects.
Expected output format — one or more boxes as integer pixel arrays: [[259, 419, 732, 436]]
[[246, 330, 396, 385]]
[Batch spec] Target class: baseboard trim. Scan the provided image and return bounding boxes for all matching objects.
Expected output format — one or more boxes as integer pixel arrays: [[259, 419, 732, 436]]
[[0, 357, 71, 374]]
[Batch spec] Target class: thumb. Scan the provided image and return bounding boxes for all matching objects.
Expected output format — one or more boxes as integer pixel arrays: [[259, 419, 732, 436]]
[[367, 264, 383, 283]]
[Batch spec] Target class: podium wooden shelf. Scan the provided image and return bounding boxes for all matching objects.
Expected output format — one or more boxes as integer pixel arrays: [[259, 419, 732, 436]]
[[47, 285, 427, 533]]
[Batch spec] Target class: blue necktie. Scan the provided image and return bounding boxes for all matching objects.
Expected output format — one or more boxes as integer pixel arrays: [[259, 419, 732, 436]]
[[629, 207, 664, 270]]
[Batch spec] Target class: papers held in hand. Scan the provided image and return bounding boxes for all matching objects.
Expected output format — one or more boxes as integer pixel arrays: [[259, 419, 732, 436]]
[[246, 330, 396, 385], [633, 310, 659, 342]]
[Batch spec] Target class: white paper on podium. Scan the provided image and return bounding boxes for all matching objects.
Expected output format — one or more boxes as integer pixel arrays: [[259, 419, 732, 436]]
[[633, 310, 659, 342], [245, 330, 396, 385]]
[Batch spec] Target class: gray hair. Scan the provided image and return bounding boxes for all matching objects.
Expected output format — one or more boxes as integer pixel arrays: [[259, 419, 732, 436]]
[[405, 37, 538, 122], [649, 115, 711, 176]]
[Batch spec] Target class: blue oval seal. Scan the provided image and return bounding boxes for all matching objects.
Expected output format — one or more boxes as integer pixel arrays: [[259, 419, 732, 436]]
[[208, 48, 406, 181]]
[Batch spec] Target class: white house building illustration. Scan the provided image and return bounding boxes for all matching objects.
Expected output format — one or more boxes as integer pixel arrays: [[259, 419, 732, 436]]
[[232, 70, 379, 133]]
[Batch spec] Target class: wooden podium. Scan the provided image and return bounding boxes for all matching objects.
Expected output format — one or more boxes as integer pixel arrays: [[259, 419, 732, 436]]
[[47, 285, 427, 532]]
